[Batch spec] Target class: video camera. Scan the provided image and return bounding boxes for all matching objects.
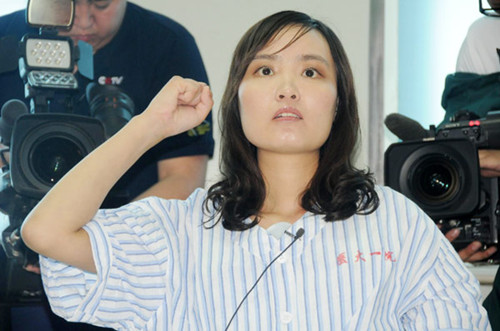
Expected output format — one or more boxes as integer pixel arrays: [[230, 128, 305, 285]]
[[385, 111, 500, 261], [0, 0, 133, 303]]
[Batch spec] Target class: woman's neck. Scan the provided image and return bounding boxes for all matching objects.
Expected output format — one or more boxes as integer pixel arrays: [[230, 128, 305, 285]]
[[257, 151, 319, 228]]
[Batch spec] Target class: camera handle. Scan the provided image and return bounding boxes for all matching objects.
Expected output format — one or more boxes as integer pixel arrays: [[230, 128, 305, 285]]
[[25, 87, 54, 113], [428, 124, 437, 138]]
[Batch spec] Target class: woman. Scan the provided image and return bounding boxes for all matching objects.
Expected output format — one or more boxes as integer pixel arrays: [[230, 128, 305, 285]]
[[21, 11, 489, 330]]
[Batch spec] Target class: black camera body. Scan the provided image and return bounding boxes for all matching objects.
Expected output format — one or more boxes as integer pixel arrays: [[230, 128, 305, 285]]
[[385, 111, 500, 253]]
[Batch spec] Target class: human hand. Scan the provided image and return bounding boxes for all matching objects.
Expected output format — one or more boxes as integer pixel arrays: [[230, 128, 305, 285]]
[[444, 228, 497, 262], [478, 149, 500, 177], [142, 76, 213, 143], [23, 263, 41, 274]]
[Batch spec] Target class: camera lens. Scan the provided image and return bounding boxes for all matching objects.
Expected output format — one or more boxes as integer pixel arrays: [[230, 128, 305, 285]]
[[86, 83, 134, 138], [30, 136, 85, 185], [386, 139, 479, 219], [419, 164, 452, 196], [10, 113, 107, 200], [411, 157, 459, 204]]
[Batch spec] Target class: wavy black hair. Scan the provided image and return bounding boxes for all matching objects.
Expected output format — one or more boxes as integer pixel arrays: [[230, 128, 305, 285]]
[[205, 10, 379, 230]]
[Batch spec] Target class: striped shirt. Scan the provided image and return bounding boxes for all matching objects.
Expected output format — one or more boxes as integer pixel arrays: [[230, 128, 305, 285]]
[[40, 186, 490, 330]]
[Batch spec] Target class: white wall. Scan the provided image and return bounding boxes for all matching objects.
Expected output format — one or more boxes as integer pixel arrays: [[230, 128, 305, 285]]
[[0, 0, 26, 15], [134, 0, 371, 186]]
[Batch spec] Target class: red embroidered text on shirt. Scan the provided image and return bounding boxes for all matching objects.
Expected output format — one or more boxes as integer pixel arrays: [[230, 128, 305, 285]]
[[336, 251, 397, 265]]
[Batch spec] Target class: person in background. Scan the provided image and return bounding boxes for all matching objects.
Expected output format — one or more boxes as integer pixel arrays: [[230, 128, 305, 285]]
[[0, 0, 213, 330], [439, 0, 500, 329], [20, 10, 489, 330], [0, 0, 214, 202], [440, 0, 500, 263]]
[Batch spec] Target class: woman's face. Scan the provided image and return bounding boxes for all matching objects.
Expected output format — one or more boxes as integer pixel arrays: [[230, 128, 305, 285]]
[[58, 0, 127, 53], [238, 26, 338, 157]]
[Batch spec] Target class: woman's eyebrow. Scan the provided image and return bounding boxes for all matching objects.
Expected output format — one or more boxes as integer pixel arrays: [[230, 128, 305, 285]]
[[252, 54, 277, 61], [301, 54, 330, 66], [252, 53, 330, 67]]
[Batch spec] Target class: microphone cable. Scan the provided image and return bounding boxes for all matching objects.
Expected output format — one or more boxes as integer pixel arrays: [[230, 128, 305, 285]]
[[225, 228, 305, 330]]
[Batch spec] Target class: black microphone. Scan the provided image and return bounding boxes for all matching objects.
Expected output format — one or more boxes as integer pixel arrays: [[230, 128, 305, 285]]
[[384, 113, 430, 141], [0, 99, 29, 145], [225, 228, 305, 330]]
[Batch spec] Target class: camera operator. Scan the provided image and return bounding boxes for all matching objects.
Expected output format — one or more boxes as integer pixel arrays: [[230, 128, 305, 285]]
[[0, 0, 214, 202], [439, 0, 500, 263], [439, 0, 500, 329], [0, 0, 213, 330]]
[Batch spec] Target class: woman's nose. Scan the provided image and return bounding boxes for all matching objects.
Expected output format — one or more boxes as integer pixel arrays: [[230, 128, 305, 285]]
[[276, 78, 299, 101]]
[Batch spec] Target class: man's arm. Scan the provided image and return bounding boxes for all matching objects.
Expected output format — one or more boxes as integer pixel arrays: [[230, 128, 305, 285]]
[[133, 154, 208, 201], [479, 149, 500, 177]]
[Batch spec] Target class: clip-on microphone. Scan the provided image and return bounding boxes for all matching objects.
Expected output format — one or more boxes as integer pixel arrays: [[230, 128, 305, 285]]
[[224, 228, 305, 330]]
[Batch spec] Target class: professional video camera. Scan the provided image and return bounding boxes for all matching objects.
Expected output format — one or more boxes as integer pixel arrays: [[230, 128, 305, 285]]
[[0, 0, 134, 304], [385, 111, 500, 261]]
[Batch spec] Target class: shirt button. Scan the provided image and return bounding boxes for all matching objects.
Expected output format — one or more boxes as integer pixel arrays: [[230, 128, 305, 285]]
[[277, 256, 286, 264], [281, 311, 293, 323]]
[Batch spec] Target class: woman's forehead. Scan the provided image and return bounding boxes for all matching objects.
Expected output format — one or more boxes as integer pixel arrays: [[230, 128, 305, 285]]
[[254, 27, 334, 67], [259, 25, 311, 52]]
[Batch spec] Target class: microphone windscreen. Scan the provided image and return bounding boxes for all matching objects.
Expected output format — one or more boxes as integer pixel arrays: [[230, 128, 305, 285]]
[[384, 113, 429, 141], [295, 228, 305, 239], [0, 99, 29, 145]]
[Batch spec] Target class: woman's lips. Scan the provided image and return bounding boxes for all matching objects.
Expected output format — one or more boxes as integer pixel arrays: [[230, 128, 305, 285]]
[[273, 107, 303, 120]]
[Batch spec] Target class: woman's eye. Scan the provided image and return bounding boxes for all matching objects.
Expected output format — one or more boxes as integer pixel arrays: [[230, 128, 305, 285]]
[[304, 68, 318, 78], [257, 67, 273, 76]]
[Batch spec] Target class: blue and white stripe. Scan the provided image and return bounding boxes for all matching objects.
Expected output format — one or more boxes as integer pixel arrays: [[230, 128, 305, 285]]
[[40, 186, 491, 330]]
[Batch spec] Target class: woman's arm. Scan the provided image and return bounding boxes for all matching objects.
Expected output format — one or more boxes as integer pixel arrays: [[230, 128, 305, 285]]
[[21, 77, 213, 273]]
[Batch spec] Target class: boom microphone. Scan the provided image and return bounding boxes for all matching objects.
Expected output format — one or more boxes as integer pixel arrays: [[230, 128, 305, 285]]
[[0, 99, 29, 145], [384, 113, 430, 141]]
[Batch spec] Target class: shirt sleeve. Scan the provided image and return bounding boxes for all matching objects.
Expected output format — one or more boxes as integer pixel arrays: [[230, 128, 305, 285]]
[[456, 17, 500, 75], [396, 205, 490, 330], [39, 197, 187, 330]]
